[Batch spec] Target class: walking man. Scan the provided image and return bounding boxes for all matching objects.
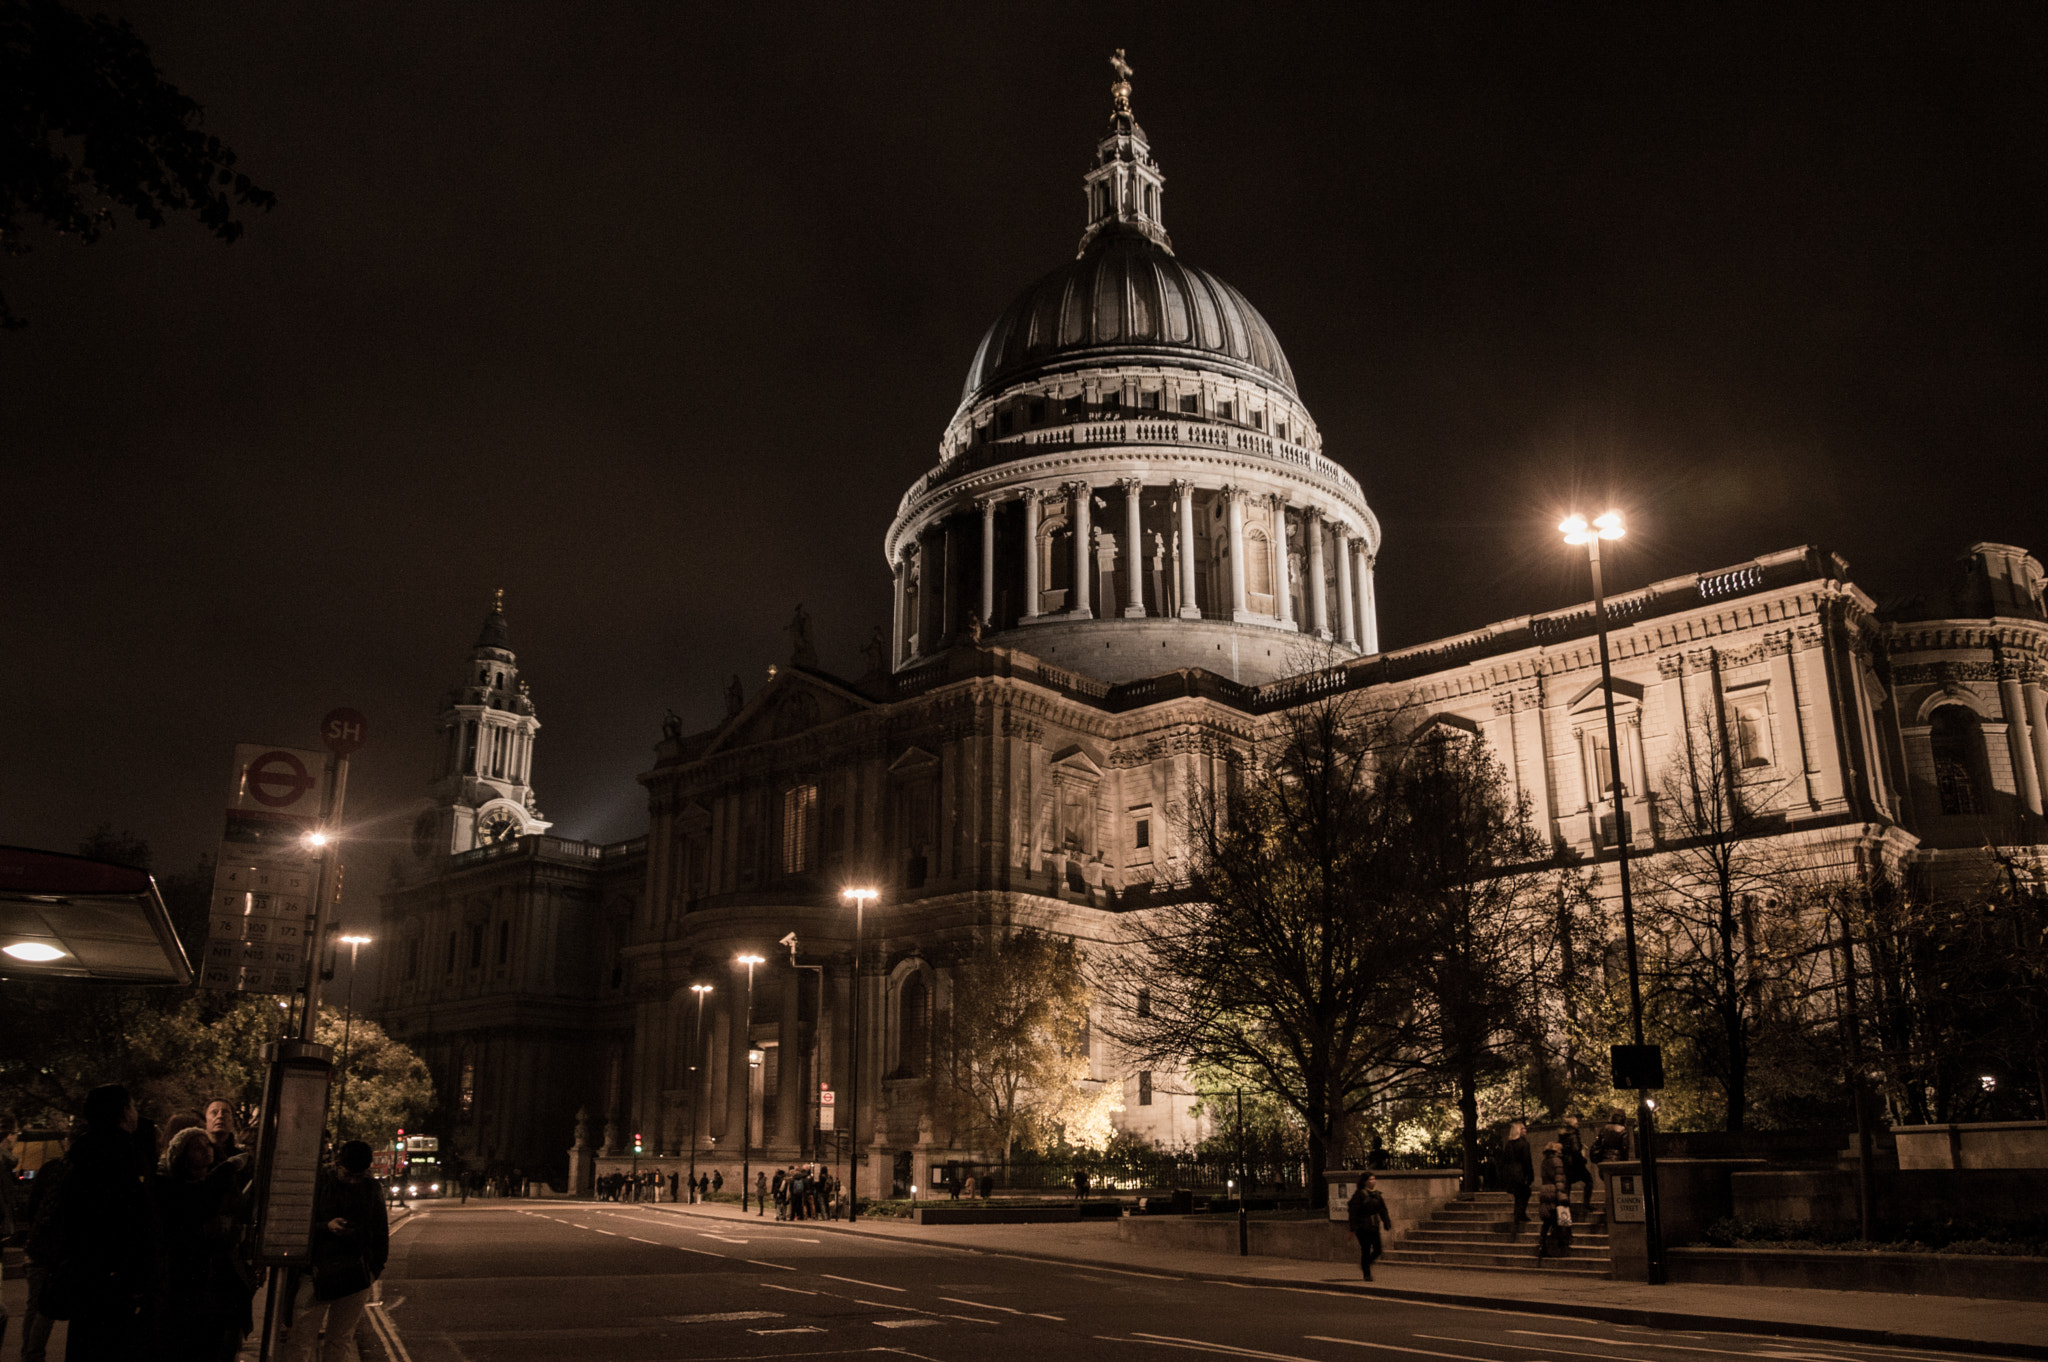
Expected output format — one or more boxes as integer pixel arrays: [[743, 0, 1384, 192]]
[[1346, 1174, 1393, 1281]]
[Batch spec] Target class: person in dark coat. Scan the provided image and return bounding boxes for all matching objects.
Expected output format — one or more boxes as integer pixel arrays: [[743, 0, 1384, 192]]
[[152, 1127, 245, 1361], [1559, 1117, 1594, 1210], [1497, 1122, 1534, 1234], [283, 1140, 388, 1362], [1345, 1174, 1394, 1281], [1535, 1141, 1571, 1260], [35, 1083, 162, 1362]]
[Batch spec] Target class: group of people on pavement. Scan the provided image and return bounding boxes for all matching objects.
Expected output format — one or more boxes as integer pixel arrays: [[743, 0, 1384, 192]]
[[595, 1169, 670, 1202], [5, 1083, 390, 1362], [768, 1165, 835, 1219]]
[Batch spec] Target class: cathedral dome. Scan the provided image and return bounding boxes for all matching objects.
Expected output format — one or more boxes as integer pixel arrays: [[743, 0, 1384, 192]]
[[961, 230, 1298, 404]]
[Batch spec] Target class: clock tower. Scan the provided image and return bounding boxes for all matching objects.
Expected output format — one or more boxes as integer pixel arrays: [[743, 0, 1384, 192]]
[[410, 590, 552, 860]]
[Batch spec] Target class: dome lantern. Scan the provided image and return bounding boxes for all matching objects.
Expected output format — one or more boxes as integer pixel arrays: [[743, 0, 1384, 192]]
[[1078, 49, 1171, 257]]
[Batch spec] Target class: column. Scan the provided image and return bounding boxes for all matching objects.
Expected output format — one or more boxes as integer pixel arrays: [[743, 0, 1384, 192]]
[[1272, 496, 1295, 628], [1175, 481, 1199, 619], [1359, 549, 1380, 653], [978, 497, 997, 628], [1225, 487, 1250, 620], [1070, 481, 1093, 617], [2000, 675, 2043, 815], [1306, 508, 1330, 639], [1333, 525, 1358, 648], [891, 556, 907, 666], [1022, 491, 1042, 619], [776, 970, 803, 1150], [2029, 684, 2048, 818], [1121, 478, 1146, 617]]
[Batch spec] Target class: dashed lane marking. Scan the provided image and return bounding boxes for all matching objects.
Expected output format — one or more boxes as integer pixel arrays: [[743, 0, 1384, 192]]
[[629, 1236, 661, 1244], [754, 1327, 828, 1335], [1424, 1336, 1651, 1361], [1031, 1313, 1066, 1321], [746, 1259, 798, 1271], [1310, 1338, 1496, 1362], [821, 1273, 906, 1291], [941, 1297, 1026, 1315], [875, 1319, 943, 1329], [663, 1311, 784, 1323], [1124, 1333, 1326, 1362]]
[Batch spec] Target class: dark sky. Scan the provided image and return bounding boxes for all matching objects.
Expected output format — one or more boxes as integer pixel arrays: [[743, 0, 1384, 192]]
[[4, 1, 2044, 920]]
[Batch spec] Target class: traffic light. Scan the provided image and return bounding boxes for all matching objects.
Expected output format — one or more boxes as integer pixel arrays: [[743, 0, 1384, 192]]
[[634, 1132, 643, 1154]]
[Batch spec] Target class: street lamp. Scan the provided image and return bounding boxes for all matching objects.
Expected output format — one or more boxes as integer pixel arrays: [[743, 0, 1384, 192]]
[[1560, 509, 1666, 1284], [747, 1049, 765, 1215], [334, 933, 372, 1142], [737, 953, 764, 1212], [689, 983, 712, 1202], [841, 888, 876, 1221]]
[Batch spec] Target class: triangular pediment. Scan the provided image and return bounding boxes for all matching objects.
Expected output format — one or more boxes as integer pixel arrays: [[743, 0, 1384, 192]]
[[1567, 676, 1644, 713], [888, 745, 940, 776], [705, 667, 872, 755], [1047, 744, 1105, 778]]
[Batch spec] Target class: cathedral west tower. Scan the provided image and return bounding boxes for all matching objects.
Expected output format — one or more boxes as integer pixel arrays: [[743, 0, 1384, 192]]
[[885, 51, 1381, 686]]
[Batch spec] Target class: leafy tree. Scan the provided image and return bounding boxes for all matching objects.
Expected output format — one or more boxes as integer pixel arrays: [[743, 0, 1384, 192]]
[[313, 1007, 434, 1147], [1397, 729, 1551, 1190], [1, 0, 273, 328], [943, 927, 1097, 1161], [1104, 693, 1429, 1207]]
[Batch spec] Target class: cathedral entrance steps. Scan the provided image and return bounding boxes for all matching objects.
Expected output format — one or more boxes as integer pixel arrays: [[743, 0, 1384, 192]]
[[1381, 1188, 1612, 1277]]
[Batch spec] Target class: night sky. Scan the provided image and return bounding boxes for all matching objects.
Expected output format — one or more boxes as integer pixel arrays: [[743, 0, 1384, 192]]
[[5, 2, 2043, 920]]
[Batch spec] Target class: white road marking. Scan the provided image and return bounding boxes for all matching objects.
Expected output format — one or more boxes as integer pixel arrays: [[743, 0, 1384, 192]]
[[700, 1233, 750, 1243], [941, 1296, 1026, 1314], [1423, 1335, 1650, 1361], [1031, 1313, 1066, 1321], [592, 1228, 617, 1235], [1072, 1265, 1182, 1281], [1311, 1338, 1496, 1362], [364, 1302, 416, 1362], [945, 1314, 1006, 1325], [629, 1236, 661, 1244], [762, 1283, 820, 1295], [664, 1311, 785, 1323], [1129, 1332, 1327, 1362], [746, 1258, 797, 1271], [1513, 1334, 1883, 1362], [876, 1319, 942, 1329], [753, 1326, 828, 1334], [822, 1273, 906, 1291]]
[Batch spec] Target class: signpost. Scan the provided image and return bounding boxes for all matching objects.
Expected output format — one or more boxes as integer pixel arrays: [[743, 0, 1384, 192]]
[[200, 745, 331, 994], [819, 1086, 835, 1132]]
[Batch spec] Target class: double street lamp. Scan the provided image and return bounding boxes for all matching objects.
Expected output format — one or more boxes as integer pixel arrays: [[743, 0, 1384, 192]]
[[1560, 510, 1666, 1285], [688, 983, 712, 1202], [841, 887, 876, 1221], [737, 953, 764, 1213], [334, 933, 372, 1142]]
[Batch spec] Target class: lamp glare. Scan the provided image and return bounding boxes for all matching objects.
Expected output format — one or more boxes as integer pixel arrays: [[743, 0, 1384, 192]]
[[3, 942, 66, 962]]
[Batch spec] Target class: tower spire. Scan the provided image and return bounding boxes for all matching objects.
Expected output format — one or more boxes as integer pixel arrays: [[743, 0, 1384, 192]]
[[1079, 49, 1170, 256]]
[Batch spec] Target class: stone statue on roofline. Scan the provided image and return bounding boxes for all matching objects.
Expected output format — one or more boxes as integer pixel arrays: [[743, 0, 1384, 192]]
[[786, 602, 818, 667]]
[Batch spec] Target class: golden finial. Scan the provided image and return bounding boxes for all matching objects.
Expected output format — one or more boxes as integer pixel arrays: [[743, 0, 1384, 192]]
[[492, 587, 505, 612], [1110, 49, 1134, 116]]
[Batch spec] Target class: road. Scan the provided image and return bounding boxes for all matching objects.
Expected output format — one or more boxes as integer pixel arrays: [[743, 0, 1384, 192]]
[[358, 1203, 2018, 1362]]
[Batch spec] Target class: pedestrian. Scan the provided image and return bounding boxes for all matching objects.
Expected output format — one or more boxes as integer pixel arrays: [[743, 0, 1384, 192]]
[[284, 1140, 389, 1362], [18, 1125, 63, 1362], [1345, 1173, 1393, 1281], [699, 1172, 710, 1201], [1559, 1116, 1593, 1209], [668, 1172, 679, 1203], [772, 1167, 787, 1219], [1365, 1134, 1390, 1171], [962, 1171, 977, 1201], [153, 1127, 244, 1361], [35, 1083, 162, 1362], [1497, 1122, 1533, 1234], [1591, 1109, 1630, 1164], [1536, 1141, 1571, 1261], [755, 1170, 767, 1215], [1072, 1167, 1089, 1200], [712, 1169, 723, 1198], [788, 1167, 808, 1221]]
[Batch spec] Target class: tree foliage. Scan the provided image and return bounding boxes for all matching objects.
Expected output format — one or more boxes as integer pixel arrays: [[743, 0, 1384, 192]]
[[942, 927, 1105, 1160], [314, 1007, 435, 1147], [0, 0, 274, 327]]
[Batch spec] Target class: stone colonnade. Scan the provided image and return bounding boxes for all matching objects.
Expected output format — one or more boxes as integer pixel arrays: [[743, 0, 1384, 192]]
[[894, 479, 1378, 664]]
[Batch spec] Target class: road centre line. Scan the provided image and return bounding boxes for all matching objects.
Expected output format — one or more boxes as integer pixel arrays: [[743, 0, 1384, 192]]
[[822, 1273, 906, 1291], [1128, 1332, 1329, 1362], [762, 1283, 820, 1295], [941, 1297, 1027, 1314], [592, 1228, 618, 1235], [747, 1259, 798, 1271], [1070, 1265, 1182, 1281], [1031, 1313, 1066, 1320], [364, 1302, 415, 1362], [1422, 1335, 1651, 1362], [629, 1236, 661, 1244], [1309, 1337, 1501, 1362]]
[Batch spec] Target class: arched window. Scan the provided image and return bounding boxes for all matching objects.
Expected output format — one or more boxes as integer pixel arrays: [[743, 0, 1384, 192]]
[[896, 972, 929, 1078], [1930, 705, 1984, 815], [1041, 513, 1073, 609], [1246, 528, 1273, 597]]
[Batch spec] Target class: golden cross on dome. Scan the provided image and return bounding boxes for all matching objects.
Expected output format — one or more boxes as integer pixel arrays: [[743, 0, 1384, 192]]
[[1110, 49, 1133, 115], [492, 587, 504, 612]]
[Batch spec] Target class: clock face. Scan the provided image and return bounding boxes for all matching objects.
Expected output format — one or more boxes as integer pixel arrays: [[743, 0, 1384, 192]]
[[412, 812, 439, 860], [477, 808, 522, 845]]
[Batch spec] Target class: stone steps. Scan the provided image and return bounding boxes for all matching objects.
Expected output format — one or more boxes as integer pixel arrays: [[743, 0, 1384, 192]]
[[1386, 1188, 1612, 1278]]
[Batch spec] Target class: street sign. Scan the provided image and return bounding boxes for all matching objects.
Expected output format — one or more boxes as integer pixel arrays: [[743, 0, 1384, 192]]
[[203, 744, 332, 993], [321, 708, 368, 755], [1612, 1043, 1665, 1090], [1611, 1173, 1646, 1223], [819, 1086, 835, 1131]]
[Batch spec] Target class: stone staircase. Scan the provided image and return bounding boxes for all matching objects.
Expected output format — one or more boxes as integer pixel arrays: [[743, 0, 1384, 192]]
[[1380, 1187, 1612, 1277]]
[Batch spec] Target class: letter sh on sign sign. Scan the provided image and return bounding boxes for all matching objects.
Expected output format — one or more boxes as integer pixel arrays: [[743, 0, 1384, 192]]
[[322, 708, 368, 755]]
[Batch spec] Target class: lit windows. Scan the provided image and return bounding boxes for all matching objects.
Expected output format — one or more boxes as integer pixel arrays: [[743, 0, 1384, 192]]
[[781, 783, 818, 874]]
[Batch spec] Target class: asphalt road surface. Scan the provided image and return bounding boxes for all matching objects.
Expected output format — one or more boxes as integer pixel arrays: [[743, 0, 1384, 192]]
[[356, 1204, 2019, 1362]]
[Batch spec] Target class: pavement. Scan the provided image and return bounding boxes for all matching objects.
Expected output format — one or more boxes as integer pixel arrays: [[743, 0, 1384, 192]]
[[552, 1195, 2048, 1358]]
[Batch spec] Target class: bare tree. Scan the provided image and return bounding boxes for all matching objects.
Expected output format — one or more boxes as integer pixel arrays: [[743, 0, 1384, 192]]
[[1637, 710, 1818, 1132], [1102, 693, 1429, 1207]]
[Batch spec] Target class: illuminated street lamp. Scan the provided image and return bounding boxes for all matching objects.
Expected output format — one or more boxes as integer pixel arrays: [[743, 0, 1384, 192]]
[[747, 1048, 765, 1215], [689, 983, 712, 1201], [1560, 509, 1666, 1284], [334, 932, 372, 1141], [737, 953, 765, 1211], [841, 888, 876, 1220]]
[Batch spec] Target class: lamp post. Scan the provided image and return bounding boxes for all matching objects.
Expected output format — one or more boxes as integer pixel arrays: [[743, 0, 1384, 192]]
[[841, 888, 876, 1221], [780, 932, 825, 1161], [334, 933, 372, 1141], [746, 1048, 764, 1214], [689, 983, 712, 1202], [1560, 510, 1666, 1284], [737, 953, 764, 1212]]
